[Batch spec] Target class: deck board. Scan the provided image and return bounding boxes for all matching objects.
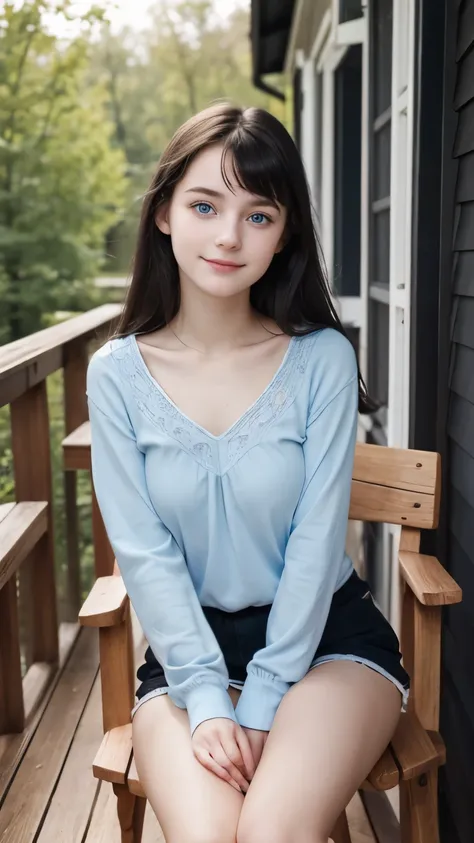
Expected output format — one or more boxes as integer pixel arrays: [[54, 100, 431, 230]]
[[0, 628, 98, 843], [35, 679, 103, 843], [0, 621, 79, 802]]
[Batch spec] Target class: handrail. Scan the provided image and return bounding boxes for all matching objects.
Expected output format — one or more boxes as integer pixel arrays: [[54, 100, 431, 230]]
[[0, 303, 121, 407], [0, 302, 121, 738]]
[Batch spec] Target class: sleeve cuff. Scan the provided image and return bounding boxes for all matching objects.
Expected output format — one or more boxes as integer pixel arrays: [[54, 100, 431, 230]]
[[235, 672, 289, 731], [183, 683, 238, 736]]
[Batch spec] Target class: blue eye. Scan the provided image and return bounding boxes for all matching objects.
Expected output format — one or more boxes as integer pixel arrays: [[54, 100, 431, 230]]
[[249, 213, 269, 225], [193, 202, 214, 215]]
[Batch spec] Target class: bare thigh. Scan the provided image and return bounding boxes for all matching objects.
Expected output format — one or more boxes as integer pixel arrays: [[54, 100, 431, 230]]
[[132, 687, 243, 843], [237, 661, 402, 843]]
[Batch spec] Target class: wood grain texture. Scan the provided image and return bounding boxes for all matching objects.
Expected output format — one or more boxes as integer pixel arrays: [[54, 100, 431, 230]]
[[63, 339, 89, 619], [400, 770, 440, 843], [98, 607, 135, 733], [390, 712, 440, 780], [399, 550, 462, 605], [92, 482, 116, 577], [364, 745, 399, 791], [10, 381, 58, 664], [85, 781, 161, 843], [93, 725, 133, 785], [353, 443, 440, 495], [412, 602, 442, 732], [349, 480, 438, 528], [0, 304, 120, 406], [0, 578, 24, 734], [63, 420, 92, 471], [35, 679, 103, 843], [0, 628, 98, 843], [0, 622, 79, 802], [0, 502, 48, 590], [79, 576, 128, 628]]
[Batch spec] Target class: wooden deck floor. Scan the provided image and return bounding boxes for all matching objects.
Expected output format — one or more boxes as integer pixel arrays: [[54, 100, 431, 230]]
[[0, 622, 377, 843]]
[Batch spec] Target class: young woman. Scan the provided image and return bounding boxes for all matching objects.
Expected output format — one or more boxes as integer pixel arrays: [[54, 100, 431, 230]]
[[87, 103, 409, 843]]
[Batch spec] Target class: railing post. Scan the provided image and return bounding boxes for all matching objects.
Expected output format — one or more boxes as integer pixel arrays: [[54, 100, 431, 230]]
[[0, 577, 24, 734], [63, 338, 89, 618], [10, 382, 59, 665]]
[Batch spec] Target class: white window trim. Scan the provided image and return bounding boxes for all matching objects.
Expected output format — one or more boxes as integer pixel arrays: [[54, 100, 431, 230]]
[[314, 9, 367, 332]]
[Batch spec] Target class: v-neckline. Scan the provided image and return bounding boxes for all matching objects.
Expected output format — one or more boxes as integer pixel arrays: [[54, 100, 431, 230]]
[[129, 332, 296, 442]]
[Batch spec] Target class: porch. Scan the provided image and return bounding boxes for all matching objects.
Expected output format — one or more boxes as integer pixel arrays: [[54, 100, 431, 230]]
[[0, 305, 448, 843]]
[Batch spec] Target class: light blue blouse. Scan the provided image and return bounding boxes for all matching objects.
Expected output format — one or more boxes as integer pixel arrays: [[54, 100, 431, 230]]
[[86, 327, 359, 735]]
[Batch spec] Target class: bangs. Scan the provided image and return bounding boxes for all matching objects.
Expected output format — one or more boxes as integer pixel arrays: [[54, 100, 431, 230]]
[[220, 129, 291, 209]]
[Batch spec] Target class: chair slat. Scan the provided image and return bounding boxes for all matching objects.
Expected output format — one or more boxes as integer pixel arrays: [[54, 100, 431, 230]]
[[349, 481, 437, 529], [353, 444, 439, 495]]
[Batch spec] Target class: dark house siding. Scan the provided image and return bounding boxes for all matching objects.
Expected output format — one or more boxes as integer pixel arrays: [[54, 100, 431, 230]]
[[439, 4, 474, 841]]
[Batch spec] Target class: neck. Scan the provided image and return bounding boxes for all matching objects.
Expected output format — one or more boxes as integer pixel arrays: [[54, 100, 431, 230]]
[[171, 275, 264, 353]]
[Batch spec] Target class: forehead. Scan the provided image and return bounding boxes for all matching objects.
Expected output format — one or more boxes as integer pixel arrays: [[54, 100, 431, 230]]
[[177, 144, 246, 197]]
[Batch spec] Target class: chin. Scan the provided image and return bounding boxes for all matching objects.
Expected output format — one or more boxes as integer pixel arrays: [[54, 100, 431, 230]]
[[197, 280, 249, 298], [190, 271, 252, 297]]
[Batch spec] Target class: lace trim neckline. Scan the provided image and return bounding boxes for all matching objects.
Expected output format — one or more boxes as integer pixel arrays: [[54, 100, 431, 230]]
[[128, 332, 297, 442]]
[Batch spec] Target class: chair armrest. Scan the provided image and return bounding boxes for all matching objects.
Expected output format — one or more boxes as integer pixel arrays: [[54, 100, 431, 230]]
[[390, 711, 441, 780], [399, 551, 462, 606], [93, 724, 133, 784], [79, 575, 129, 627]]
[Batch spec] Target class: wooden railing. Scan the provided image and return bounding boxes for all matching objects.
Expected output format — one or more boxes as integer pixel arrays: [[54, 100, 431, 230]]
[[0, 305, 121, 736]]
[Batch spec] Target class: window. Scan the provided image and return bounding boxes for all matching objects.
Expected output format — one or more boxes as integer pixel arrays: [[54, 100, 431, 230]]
[[339, 0, 363, 23], [333, 45, 362, 297]]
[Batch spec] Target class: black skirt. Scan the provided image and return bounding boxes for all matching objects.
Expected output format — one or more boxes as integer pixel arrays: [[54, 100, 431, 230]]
[[134, 570, 410, 711]]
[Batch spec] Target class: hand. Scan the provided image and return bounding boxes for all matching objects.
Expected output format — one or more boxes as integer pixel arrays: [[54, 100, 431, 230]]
[[192, 718, 256, 793], [242, 727, 269, 770]]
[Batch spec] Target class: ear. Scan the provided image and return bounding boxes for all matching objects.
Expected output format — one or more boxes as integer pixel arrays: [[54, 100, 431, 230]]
[[155, 203, 171, 235]]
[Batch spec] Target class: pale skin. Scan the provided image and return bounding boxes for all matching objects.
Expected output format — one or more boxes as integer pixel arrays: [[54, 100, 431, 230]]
[[131, 143, 403, 842]]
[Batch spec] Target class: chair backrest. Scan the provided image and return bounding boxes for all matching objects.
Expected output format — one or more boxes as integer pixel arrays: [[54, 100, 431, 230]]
[[349, 443, 441, 530]]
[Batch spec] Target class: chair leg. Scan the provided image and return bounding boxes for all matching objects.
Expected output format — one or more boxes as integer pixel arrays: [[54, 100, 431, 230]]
[[331, 809, 352, 843], [113, 784, 146, 843], [400, 770, 440, 843], [133, 796, 147, 842]]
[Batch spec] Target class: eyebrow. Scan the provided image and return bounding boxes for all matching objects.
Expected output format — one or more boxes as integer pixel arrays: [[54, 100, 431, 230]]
[[184, 186, 280, 212]]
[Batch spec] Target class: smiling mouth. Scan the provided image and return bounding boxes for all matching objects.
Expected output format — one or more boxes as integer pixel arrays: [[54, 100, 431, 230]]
[[202, 258, 245, 268]]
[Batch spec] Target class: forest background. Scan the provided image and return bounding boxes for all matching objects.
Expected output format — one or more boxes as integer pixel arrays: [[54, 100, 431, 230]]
[[0, 0, 287, 621]]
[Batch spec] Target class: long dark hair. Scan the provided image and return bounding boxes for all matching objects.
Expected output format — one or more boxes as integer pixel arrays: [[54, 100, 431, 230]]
[[113, 102, 374, 413]]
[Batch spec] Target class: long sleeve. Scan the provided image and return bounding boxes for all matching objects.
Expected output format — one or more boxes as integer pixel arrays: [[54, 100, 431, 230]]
[[86, 349, 237, 735], [235, 346, 359, 731]]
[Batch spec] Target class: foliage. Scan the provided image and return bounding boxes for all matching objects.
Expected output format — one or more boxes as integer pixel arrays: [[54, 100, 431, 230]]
[[90, 0, 289, 272], [0, 0, 127, 342]]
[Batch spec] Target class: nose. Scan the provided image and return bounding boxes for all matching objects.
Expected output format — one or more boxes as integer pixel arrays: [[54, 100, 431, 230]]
[[215, 216, 241, 250]]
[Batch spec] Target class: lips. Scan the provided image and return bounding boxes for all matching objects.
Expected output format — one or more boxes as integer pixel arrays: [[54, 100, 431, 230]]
[[203, 258, 244, 267]]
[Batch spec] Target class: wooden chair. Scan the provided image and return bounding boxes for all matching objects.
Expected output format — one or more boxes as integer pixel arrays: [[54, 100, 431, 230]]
[[79, 442, 462, 843]]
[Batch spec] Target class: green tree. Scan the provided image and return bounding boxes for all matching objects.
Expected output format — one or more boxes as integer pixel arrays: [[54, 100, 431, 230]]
[[91, 0, 287, 273], [0, 0, 127, 342]]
